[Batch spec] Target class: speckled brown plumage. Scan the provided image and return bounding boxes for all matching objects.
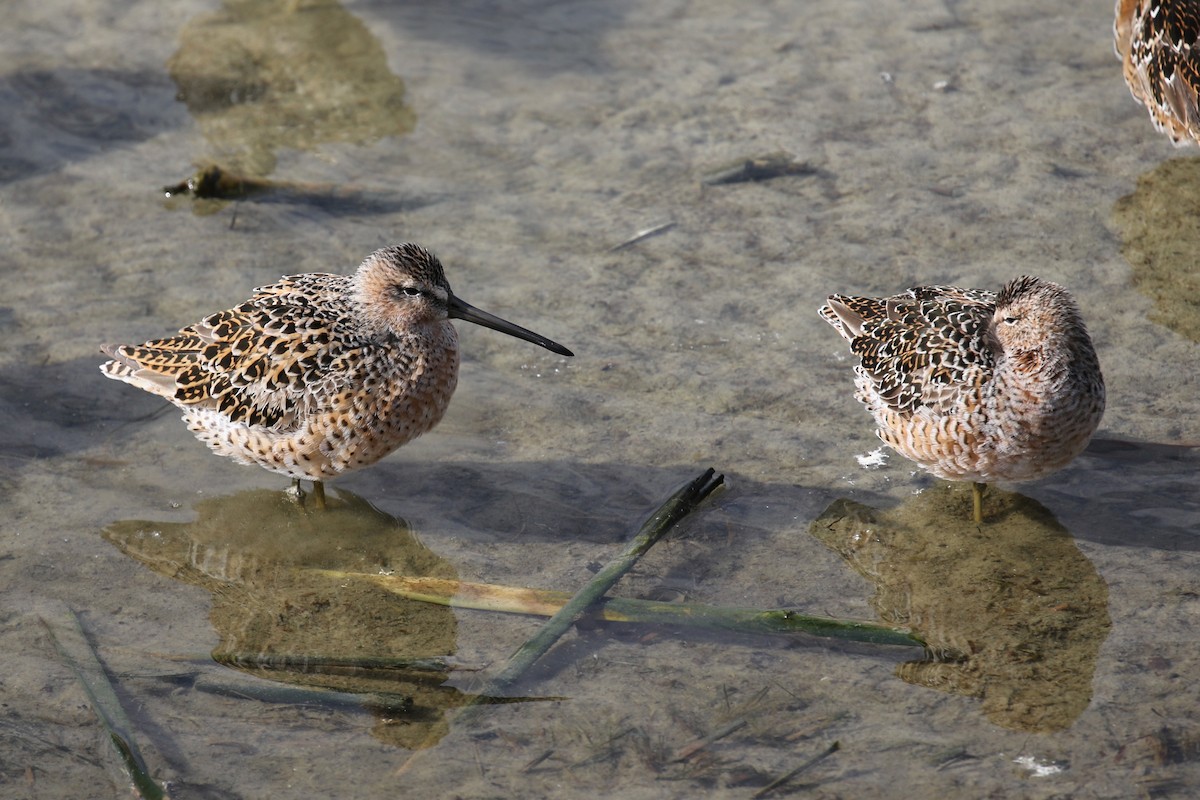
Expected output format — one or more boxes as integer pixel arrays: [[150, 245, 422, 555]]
[[101, 244, 572, 496], [1116, 0, 1200, 144], [820, 277, 1105, 520]]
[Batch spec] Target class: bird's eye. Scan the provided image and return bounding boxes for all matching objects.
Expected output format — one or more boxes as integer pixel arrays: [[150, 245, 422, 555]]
[[1003, 316, 1019, 325], [398, 286, 423, 297]]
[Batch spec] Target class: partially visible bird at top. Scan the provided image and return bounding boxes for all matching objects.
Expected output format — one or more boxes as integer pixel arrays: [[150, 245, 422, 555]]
[[819, 276, 1105, 523], [1115, 0, 1200, 144], [100, 243, 573, 509]]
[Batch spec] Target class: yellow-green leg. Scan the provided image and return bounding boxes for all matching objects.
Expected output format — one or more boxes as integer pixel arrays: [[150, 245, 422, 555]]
[[286, 478, 327, 510], [972, 482, 986, 524]]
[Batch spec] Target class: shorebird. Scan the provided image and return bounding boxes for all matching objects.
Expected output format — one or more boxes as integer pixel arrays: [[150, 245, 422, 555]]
[[101, 243, 572, 508], [1115, 0, 1200, 144], [819, 276, 1105, 523]]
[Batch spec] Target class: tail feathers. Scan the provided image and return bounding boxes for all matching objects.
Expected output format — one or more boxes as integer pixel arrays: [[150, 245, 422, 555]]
[[99, 340, 199, 401], [99, 339, 289, 428], [818, 297, 866, 342]]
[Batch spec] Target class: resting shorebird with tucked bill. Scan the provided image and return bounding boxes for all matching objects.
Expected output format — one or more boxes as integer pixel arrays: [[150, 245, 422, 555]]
[[819, 276, 1105, 523], [101, 243, 573, 509], [1115, 0, 1200, 144]]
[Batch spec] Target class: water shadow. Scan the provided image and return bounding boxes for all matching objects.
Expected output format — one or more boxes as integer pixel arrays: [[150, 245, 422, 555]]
[[0, 67, 178, 183], [1112, 157, 1200, 343], [810, 488, 1111, 733], [167, 0, 417, 179], [103, 487, 467, 749]]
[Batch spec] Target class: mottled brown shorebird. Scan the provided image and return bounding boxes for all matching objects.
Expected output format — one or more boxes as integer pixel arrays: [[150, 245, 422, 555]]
[[819, 277, 1105, 523], [1115, 0, 1200, 144], [101, 244, 573, 508]]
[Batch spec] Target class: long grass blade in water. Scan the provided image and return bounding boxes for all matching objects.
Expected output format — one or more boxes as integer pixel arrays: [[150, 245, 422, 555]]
[[40, 607, 167, 800], [396, 468, 724, 773], [316, 576, 922, 648]]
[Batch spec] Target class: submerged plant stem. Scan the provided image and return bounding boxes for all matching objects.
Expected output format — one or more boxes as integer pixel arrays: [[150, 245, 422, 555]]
[[483, 468, 724, 697], [753, 740, 840, 798], [396, 468, 724, 774], [41, 608, 167, 800], [319, 573, 921, 648]]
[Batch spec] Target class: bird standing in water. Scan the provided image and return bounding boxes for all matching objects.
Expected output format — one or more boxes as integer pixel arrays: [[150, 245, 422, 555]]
[[1115, 0, 1200, 144], [819, 276, 1105, 523], [101, 244, 573, 508]]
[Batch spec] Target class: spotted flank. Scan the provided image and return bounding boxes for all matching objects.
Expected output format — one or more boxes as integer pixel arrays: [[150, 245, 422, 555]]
[[820, 277, 1105, 519], [1115, 0, 1200, 144], [101, 244, 572, 492]]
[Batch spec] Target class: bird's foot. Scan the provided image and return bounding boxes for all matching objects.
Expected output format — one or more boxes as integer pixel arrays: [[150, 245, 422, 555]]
[[286, 479, 327, 511]]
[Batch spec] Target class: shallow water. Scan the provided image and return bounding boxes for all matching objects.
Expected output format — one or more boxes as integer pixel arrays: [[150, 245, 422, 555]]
[[2, 0, 1199, 797]]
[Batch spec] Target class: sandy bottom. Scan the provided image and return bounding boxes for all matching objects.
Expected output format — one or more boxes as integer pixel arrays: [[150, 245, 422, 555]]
[[1, 0, 1198, 797]]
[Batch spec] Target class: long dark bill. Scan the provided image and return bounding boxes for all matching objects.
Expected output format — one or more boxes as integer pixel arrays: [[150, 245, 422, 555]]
[[448, 294, 574, 357]]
